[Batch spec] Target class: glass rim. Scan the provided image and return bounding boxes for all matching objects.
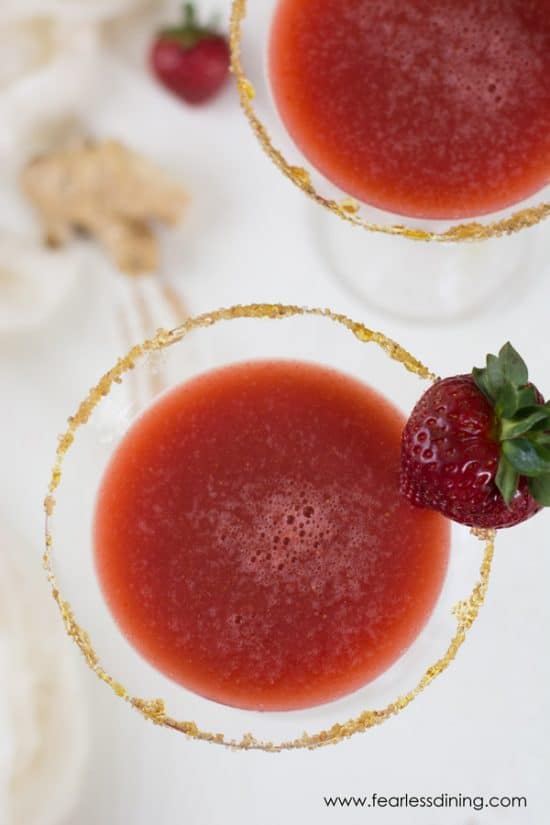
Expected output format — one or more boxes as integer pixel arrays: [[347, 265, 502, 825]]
[[43, 303, 496, 752], [229, 0, 550, 243]]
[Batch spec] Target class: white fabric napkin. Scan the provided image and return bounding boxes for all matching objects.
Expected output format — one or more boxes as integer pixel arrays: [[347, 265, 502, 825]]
[[0, 521, 87, 825]]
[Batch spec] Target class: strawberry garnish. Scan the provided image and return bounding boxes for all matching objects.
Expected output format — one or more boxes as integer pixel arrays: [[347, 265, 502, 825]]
[[401, 343, 549, 529], [150, 3, 230, 105]]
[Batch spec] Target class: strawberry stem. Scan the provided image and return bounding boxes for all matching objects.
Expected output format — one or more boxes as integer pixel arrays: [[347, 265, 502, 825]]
[[160, 2, 217, 48], [183, 3, 197, 28]]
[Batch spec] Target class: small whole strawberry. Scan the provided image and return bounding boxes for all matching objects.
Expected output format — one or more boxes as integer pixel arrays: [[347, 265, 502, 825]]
[[150, 3, 230, 104], [401, 343, 550, 529]]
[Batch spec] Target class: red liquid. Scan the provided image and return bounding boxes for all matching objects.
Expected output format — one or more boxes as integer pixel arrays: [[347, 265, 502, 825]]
[[94, 361, 449, 711], [269, 0, 550, 219]]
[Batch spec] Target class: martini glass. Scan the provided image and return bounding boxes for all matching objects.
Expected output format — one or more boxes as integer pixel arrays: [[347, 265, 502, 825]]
[[43, 304, 494, 751], [229, 0, 550, 322]]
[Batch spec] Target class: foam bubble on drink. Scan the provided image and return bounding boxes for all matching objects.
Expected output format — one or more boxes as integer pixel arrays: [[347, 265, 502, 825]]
[[331, 0, 545, 114], [214, 477, 393, 599]]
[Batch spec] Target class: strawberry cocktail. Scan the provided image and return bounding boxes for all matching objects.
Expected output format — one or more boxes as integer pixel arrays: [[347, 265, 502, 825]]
[[93, 336, 548, 713], [45, 307, 543, 745], [94, 360, 450, 711], [269, 0, 550, 220], [231, 1, 550, 320]]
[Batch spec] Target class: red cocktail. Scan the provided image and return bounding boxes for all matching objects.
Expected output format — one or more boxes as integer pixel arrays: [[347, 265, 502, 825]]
[[94, 360, 449, 711], [269, 0, 550, 220], [45, 306, 495, 747]]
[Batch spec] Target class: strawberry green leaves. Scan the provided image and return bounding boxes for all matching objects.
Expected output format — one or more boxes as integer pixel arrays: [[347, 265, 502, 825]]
[[502, 439, 550, 476], [473, 342, 530, 404], [494, 456, 519, 507], [473, 343, 549, 507], [529, 475, 550, 506], [500, 405, 550, 440], [161, 4, 208, 49], [498, 341, 529, 386]]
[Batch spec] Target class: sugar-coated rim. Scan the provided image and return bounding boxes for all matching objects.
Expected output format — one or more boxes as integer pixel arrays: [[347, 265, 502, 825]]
[[43, 304, 495, 751]]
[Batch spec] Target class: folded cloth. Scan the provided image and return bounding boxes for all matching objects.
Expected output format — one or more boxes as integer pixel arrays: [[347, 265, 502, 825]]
[[0, 522, 87, 825], [0, 0, 151, 24], [0, 0, 161, 167], [0, 231, 81, 334], [0, 21, 100, 169]]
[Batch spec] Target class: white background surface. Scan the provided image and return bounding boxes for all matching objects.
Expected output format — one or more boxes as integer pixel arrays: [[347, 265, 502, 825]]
[[1, 11, 550, 825]]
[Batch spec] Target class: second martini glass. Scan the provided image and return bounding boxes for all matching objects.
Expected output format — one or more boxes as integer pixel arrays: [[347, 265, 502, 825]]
[[230, 0, 550, 322]]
